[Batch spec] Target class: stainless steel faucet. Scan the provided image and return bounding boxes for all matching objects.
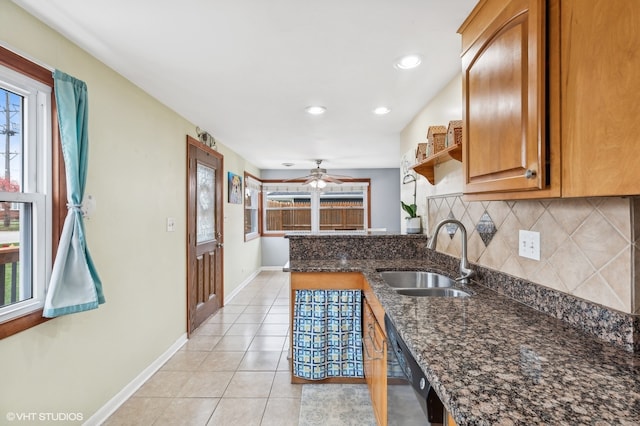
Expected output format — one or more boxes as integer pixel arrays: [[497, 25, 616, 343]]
[[427, 219, 475, 283]]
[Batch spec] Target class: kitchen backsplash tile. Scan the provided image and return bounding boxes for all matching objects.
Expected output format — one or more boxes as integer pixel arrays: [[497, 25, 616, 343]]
[[476, 212, 497, 246], [547, 198, 593, 234], [599, 197, 631, 236], [427, 195, 638, 315]]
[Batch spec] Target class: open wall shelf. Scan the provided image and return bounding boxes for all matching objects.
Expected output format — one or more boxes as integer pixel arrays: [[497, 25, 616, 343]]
[[410, 144, 462, 185]]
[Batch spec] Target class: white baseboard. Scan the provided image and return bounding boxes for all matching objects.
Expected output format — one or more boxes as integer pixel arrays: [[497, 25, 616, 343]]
[[84, 333, 188, 426], [224, 267, 286, 303], [87, 267, 285, 424], [260, 265, 287, 271], [225, 269, 261, 303]]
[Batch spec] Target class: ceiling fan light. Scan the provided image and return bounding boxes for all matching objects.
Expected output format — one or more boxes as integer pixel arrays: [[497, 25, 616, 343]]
[[308, 179, 327, 189], [289, 160, 351, 188]]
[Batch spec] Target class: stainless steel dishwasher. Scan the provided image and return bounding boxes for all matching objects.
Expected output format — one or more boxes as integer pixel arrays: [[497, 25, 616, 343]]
[[385, 314, 445, 426]]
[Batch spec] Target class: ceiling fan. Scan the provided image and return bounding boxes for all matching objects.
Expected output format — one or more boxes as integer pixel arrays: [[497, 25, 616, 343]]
[[285, 160, 353, 188]]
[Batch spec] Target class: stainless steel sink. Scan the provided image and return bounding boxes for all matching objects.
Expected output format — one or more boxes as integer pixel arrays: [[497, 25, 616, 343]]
[[379, 271, 456, 289], [395, 288, 471, 298]]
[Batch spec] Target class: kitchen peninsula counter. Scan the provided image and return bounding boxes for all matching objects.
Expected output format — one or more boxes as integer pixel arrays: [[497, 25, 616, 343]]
[[285, 256, 640, 425]]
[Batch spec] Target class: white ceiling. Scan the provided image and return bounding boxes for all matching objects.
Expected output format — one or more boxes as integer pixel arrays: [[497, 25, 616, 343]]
[[13, 0, 477, 171]]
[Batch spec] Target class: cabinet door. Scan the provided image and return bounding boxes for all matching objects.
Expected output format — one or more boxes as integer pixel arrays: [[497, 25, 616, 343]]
[[461, 0, 547, 195], [447, 412, 459, 426], [370, 318, 387, 426], [362, 298, 375, 394], [363, 294, 387, 426], [560, 0, 640, 197]]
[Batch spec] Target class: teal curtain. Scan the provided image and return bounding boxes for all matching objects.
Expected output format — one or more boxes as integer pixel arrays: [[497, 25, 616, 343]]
[[43, 70, 104, 318], [292, 290, 364, 380]]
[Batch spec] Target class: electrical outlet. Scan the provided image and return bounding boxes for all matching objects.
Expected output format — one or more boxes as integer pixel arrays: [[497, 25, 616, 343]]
[[167, 217, 176, 232], [519, 230, 540, 261]]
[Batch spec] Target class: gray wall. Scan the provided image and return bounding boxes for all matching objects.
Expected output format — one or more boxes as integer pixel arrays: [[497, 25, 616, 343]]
[[260, 168, 401, 266], [262, 237, 291, 267]]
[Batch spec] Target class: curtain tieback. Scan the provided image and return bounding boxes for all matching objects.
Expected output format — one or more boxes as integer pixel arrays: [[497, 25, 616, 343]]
[[67, 203, 83, 211]]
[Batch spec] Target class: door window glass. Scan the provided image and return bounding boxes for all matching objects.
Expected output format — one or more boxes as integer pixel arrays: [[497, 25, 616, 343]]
[[196, 162, 215, 243]]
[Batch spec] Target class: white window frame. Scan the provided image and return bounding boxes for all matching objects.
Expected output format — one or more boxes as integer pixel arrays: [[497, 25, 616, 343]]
[[0, 65, 52, 323], [263, 184, 313, 235], [317, 188, 369, 232], [244, 175, 261, 240], [262, 182, 369, 234]]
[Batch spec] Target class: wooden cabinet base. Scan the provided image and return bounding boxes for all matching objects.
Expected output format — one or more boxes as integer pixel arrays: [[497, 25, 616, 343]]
[[363, 280, 387, 426]]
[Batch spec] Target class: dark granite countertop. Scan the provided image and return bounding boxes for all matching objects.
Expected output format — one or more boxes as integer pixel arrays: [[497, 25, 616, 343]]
[[285, 259, 640, 425]]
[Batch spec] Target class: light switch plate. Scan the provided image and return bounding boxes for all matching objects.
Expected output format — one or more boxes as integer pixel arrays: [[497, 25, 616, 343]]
[[519, 230, 540, 261], [167, 217, 176, 232]]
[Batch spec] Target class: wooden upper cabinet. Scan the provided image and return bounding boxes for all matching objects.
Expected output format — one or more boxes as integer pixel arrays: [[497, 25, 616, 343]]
[[459, 0, 640, 200], [560, 0, 640, 197], [460, 0, 555, 197]]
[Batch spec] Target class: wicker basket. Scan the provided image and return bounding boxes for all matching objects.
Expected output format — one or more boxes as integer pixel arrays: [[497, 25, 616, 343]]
[[415, 143, 428, 162], [446, 120, 463, 147], [427, 126, 447, 154], [426, 141, 434, 157]]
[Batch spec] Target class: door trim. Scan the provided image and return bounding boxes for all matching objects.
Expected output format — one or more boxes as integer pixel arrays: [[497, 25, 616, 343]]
[[186, 135, 224, 336]]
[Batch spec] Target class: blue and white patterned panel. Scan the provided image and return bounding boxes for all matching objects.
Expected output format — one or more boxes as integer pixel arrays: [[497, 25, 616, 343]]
[[293, 290, 364, 380]]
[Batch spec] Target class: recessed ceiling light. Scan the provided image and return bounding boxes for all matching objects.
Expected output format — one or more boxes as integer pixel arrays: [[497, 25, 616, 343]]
[[305, 105, 327, 115], [282, 162, 295, 167], [395, 54, 422, 70], [373, 106, 391, 115]]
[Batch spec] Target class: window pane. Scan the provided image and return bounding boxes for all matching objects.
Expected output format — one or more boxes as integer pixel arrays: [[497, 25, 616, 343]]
[[0, 87, 27, 310], [196, 163, 215, 243], [244, 187, 258, 235], [0, 88, 23, 200], [265, 191, 311, 232], [319, 191, 365, 231], [0, 202, 30, 308], [0, 57, 53, 330], [250, 209, 258, 233]]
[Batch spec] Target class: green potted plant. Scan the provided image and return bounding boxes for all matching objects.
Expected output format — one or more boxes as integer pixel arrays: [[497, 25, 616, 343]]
[[401, 201, 421, 234]]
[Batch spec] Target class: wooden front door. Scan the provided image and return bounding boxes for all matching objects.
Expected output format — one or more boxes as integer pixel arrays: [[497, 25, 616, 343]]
[[187, 136, 224, 335]]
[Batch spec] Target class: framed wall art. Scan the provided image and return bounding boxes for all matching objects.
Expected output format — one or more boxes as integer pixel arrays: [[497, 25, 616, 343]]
[[228, 172, 243, 204]]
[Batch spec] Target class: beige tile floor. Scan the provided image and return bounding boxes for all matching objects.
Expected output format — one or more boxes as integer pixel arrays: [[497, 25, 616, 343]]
[[105, 270, 303, 426]]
